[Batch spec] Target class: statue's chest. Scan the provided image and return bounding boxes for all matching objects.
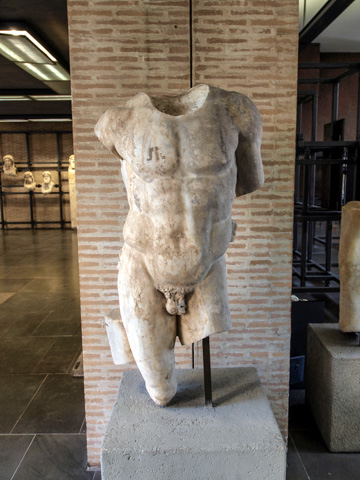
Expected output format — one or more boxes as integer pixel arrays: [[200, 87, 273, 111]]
[[120, 109, 238, 181]]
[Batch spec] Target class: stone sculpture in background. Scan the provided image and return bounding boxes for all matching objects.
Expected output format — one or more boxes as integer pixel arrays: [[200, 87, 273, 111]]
[[339, 201, 360, 332], [95, 84, 264, 406], [41, 171, 55, 194], [23, 171, 36, 191], [2, 154, 17, 176], [68, 154, 78, 229]]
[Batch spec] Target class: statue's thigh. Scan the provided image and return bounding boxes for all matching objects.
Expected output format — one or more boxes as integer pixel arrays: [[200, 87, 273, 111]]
[[118, 246, 176, 358]]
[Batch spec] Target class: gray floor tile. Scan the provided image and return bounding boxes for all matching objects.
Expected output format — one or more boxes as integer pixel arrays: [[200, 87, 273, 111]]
[[0, 266, 67, 279], [32, 319, 80, 336], [33, 337, 82, 373], [0, 374, 46, 433], [0, 337, 54, 373], [0, 434, 35, 480], [1, 312, 51, 337], [11, 434, 93, 480], [0, 278, 33, 292], [0, 292, 50, 313], [291, 429, 360, 480], [13, 374, 85, 434], [19, 277, 80, 294], [286, 437, 309, 480], [0, 292, 15, 304]]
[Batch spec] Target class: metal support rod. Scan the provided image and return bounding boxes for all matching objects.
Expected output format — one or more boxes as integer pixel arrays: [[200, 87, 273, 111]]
[[357, 71, 360, 141], [312, 93, 318, 141], [332, 82, 339, 122], [325, 221, 333, 274], [191, 343, 195, 369], [56, 133, 64, 229], [297, 102, 303, 134], [307, 220, 315, 262], [25, 133, 35, 229], [202, 337, 212, 407], [0, 134, 4, 229], [300, 164, 310, 287]]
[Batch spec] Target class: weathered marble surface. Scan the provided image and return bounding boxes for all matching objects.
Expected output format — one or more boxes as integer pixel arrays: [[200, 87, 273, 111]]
[[41, 171, 54, 195], [2, 155, 17, 176], [339, 201, 360, 332], [68, 155, 78, 229], [105, 309, 134, 365], [23, 171, 36, 191], [96, 84, 264, 405]]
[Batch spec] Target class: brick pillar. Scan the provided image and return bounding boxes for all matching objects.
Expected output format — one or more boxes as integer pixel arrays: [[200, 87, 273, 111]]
[[67, 0, 298, 466]]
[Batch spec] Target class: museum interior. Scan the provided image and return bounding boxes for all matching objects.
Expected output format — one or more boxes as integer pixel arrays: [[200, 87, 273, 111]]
[[0, 1, 360, 479]]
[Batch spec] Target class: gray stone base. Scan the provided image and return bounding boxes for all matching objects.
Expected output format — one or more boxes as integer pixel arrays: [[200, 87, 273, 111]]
[[307, 323, 360, 452], [101, 368, 286, 480]]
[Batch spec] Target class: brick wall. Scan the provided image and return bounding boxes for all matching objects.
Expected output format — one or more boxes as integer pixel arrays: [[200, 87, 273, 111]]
[[67, 0, 298, 466]]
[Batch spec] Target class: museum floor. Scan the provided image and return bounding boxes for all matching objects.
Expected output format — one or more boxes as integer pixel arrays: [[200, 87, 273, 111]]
[[0, 229, 359, 480]]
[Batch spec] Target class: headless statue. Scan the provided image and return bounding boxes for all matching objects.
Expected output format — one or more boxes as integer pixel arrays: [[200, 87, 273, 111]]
[[95, 84, 264, 405]]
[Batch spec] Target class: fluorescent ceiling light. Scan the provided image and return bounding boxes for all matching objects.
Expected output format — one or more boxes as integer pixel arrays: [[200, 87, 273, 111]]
[[30, 95, 71, 101], [0, 27, 70, 94], [0, 95, 71, 102], [0, 119, 29, 123], [44, 64, 70, 81], [0, 118, 72, 123], [0, 96, 31, 101], [29, 118, 72, 122], [21, 62, 51, 81], [0, 30, 57, 62]]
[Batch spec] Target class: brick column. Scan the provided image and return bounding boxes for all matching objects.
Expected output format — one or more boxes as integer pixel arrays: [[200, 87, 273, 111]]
[[68, 0, 298, 466]]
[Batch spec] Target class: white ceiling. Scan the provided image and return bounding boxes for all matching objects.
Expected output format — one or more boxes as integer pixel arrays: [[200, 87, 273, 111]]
[[299, 0, 360, 52]]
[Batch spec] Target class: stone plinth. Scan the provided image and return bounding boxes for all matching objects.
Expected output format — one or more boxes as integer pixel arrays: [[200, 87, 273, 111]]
[[307, 323, 360, 452], [101, 368, 286, 480]]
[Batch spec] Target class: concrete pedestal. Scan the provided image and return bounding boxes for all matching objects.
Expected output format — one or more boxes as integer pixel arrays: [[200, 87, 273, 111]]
[[101, 368, 286, 480], [307, 323, 360, 452]]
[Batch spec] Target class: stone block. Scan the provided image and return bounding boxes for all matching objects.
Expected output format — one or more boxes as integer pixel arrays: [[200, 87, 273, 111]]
[[306, 323, 360, 452], [101, 368, 286, 480]]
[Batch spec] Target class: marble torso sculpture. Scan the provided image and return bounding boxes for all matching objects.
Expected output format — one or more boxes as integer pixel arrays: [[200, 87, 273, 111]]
[[41, 171, 54, 194], [23, 171, 36, 191], [68, 154, 78, 228], [3, 155, 17, 176], [339, 201, 360, 332], [95, 84, 264, 406]]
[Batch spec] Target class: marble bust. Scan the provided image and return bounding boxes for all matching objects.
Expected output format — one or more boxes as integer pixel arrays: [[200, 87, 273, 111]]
[[339, 201, 360, 333], [41, 171, 55, 194], [2, 155, 17, 176], [23, 171, 36, 191], [95, 84, 264, 405], [69, 154, 75, 172]]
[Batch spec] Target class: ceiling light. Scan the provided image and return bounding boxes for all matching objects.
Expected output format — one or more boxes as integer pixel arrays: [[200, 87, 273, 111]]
[[0, 26, 70, 95], [30, 95, 72, 101], [0, 94, 71, 102], [29, 118, 72, 122], [0, 95, 31, 101], [0, 119, 29, 123]]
